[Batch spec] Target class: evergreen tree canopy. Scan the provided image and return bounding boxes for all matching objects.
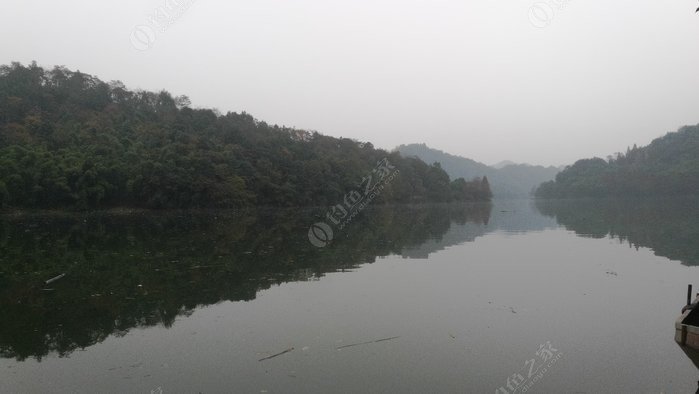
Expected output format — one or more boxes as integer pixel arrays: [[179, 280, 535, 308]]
[[535, 125, 699, 198], [0, 62, 491, 209]]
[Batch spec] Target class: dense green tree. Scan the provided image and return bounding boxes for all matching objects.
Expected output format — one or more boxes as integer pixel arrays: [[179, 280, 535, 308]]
[[535, 125, 699, 199], [0, 62, 492, 210], [0, 180, 7, 208], [479, 176, 493, 200]]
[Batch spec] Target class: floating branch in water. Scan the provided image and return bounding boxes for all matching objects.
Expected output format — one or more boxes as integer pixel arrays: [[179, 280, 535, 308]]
[[45, 273, 66, 285], [258, 347, 294, 362], [336, 336, 400, 350]]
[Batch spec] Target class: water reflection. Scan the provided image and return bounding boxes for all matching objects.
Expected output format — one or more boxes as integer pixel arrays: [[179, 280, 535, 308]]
[[400, 200, 558, 258], [0, 203, 492, 361], [535, 198, 699, 266], [6, 198, 698, 367], [5, 200, 699, 392]]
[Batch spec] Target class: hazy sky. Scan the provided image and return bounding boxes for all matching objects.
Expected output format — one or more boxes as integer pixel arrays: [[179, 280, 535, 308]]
[[2, 0, 699, 166]]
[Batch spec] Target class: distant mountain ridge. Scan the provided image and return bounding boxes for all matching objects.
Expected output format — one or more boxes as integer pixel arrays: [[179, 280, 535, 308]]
[[395, 144, 560, 198], [492, 160, 516, 169]]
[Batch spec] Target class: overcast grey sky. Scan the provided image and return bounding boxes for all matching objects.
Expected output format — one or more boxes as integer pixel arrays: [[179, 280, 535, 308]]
[[1, 0, 698, 166]]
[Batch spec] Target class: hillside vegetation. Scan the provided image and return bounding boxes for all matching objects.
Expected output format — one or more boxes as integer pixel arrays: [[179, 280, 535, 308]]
[[0, 62, 491, 209], [536, 125, 699, 198]]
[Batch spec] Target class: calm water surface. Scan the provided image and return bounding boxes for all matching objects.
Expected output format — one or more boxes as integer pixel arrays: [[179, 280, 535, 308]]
[[1, 200, 699, 393]]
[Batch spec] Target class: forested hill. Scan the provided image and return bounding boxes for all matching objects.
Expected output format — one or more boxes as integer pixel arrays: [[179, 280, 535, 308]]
[[0, 62, 491, 210], [536, 125, 699, 198], [395, 143, 560, 198]]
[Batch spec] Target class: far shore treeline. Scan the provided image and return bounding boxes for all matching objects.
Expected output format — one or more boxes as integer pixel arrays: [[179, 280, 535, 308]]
[[0, 62, 492, 210], [536, 124, 699, 199]]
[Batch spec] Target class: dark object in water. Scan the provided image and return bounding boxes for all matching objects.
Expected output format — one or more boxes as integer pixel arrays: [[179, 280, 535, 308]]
[[44, 273, 66, 285], [336, 336, 400, 350], [676, 285, 699, 349], [258, 347, 294, 362]]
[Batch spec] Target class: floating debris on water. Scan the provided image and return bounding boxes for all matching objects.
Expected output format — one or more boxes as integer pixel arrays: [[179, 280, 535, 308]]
[[45, 273, 66, 285], [336, 336, 400, 350], [259, 347, 294, 362]]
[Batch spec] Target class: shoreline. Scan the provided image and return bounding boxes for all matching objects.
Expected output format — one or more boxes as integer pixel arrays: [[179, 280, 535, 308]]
[[0, 201, 495, 217]]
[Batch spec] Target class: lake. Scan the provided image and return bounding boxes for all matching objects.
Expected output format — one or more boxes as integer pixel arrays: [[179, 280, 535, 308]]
[[1, 199, 698, 393]]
